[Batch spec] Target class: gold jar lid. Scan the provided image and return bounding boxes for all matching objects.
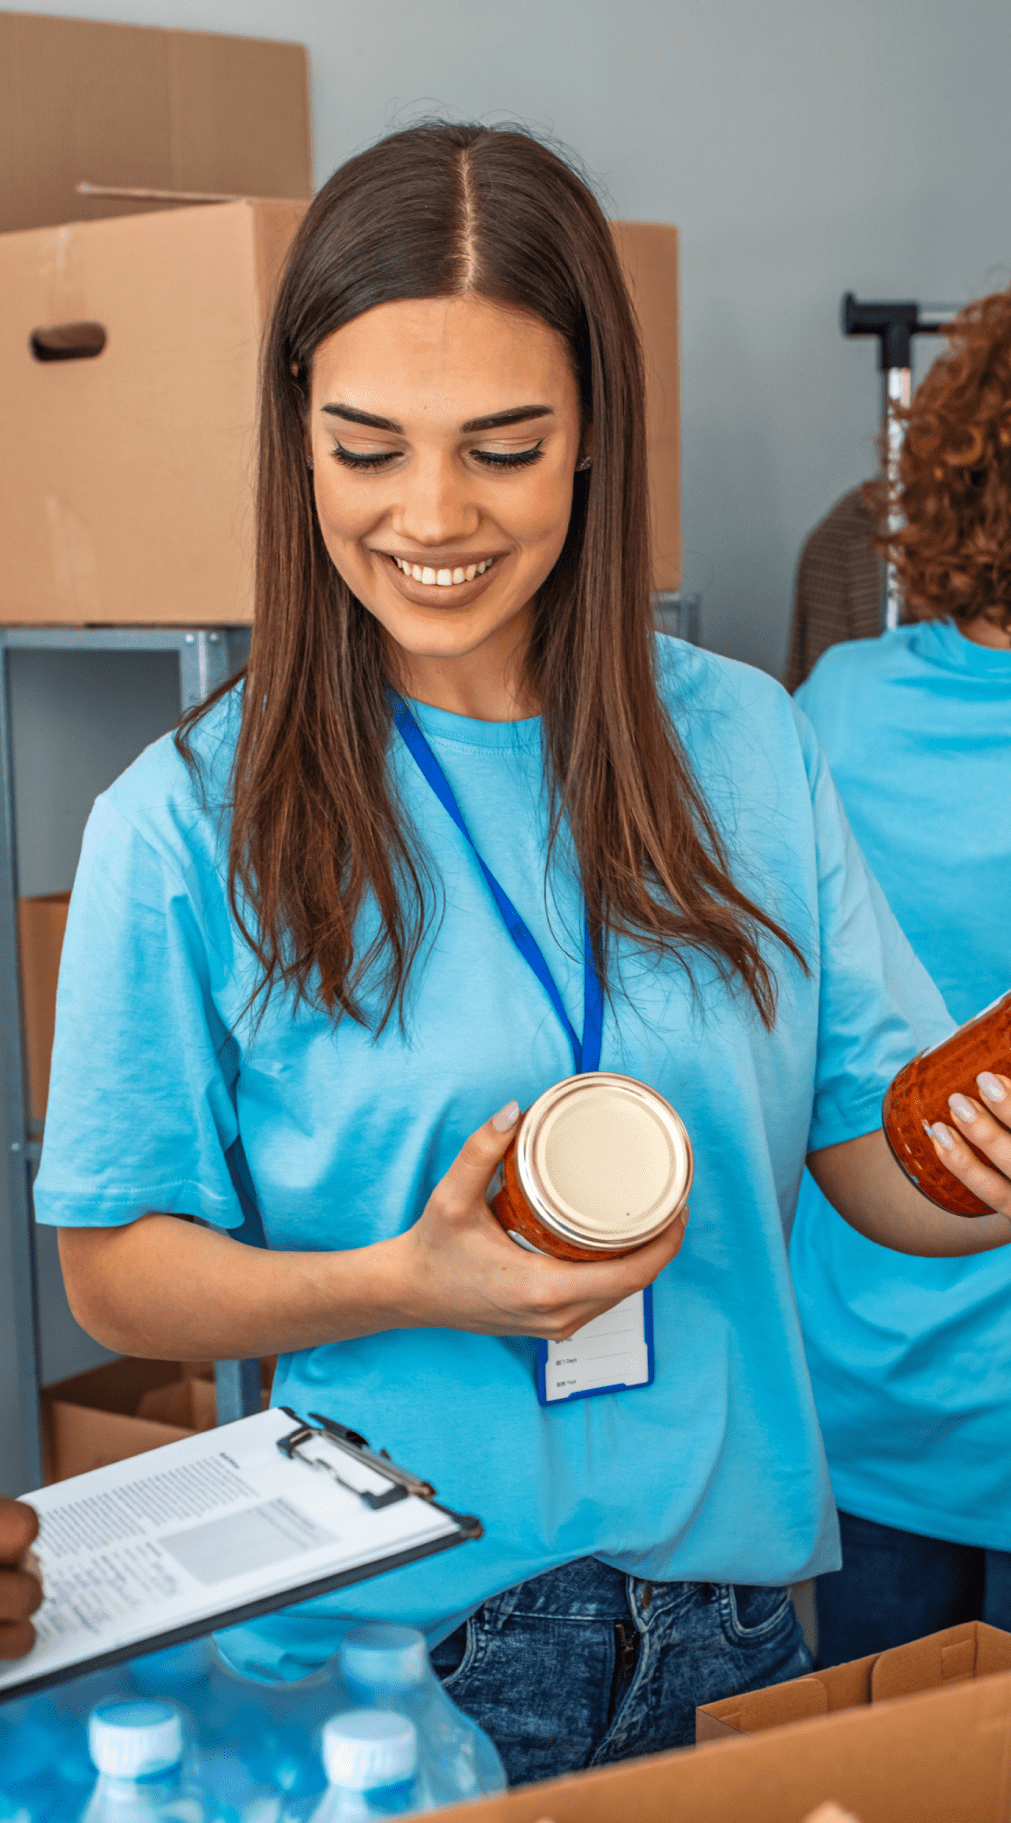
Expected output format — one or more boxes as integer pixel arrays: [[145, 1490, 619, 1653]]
[[515, 1072, 693, 1250]]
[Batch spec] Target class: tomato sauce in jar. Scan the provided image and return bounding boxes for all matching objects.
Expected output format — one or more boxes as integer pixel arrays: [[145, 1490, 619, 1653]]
[[882, 989, 1011, 1216], [488, 1071, 693, 1261]]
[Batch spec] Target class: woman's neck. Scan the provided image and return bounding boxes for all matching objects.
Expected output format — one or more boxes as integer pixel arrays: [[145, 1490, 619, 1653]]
[[388, 609, 539, 721], [960, 610, 1011, 650]]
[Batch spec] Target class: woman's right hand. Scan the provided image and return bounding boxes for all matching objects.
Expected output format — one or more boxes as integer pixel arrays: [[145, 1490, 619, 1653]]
[[388, 1100, 688, 1340]]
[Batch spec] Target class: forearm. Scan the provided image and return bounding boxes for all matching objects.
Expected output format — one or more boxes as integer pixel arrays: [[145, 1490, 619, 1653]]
[[58, 1215, 409, 1360], [807, 1127, 1011, 1257]]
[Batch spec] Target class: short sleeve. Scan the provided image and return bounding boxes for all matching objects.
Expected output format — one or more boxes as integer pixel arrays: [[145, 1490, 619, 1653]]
[[798, 704, 955, 1151], [33, 794, 245, 1231]]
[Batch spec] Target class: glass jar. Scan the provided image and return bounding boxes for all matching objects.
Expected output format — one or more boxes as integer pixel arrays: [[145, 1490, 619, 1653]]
[[488, 1071, 693, 1260], [882, 989, 1011, 1216]]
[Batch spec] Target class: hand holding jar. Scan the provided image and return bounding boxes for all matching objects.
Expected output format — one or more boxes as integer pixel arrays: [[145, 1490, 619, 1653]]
[[884, 991, 1011, 1219], [390, 1094, 689, 1343], [812, 992, 1011, 1257]]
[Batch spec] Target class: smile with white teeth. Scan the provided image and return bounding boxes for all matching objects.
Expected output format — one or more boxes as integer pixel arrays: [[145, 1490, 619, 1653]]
[[390, 555, 496, 586]]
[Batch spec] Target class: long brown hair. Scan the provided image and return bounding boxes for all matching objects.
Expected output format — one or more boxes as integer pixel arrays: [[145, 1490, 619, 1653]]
[[179, 122, 803, 1032], [863, 288, 1011, 631]]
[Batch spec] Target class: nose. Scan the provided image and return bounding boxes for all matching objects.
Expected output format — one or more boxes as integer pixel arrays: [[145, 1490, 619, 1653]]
[[389, 449, 480, 548]]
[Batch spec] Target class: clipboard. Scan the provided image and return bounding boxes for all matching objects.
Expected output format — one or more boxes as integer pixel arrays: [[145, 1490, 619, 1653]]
[[0, 1406, 481, 1704]]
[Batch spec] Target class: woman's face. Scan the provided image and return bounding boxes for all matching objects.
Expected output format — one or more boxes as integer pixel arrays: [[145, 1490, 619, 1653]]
[[307, 293, 584, 707]]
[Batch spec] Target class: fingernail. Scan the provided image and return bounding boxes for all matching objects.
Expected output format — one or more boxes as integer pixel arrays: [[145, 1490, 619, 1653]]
[[492, 1100, 520, 1133], [931, 1121, 955, 1150], [948, 1093, 976, 1123], [978, 1072, 1006, 1103]]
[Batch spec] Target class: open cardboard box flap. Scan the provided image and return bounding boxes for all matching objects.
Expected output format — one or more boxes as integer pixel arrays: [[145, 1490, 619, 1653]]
[[426, 1669, 1011, 1823], [696, 1619, 1011, 1741]]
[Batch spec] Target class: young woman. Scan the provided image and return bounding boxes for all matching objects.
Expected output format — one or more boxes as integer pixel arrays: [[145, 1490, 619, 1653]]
[[36, 125, 1011, 1785], [789, 290, 1011, 1666]]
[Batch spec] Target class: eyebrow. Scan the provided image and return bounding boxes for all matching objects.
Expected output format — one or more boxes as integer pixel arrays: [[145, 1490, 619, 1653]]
[[319, 403, 555, 434]]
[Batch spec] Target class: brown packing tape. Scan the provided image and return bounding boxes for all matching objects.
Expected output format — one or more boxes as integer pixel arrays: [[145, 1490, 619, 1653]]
[[428, 1673, 1011, 1823], [0, 13, 311, 235]]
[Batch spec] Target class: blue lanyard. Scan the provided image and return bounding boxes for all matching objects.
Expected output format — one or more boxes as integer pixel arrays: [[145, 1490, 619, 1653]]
[[389, 690, 603, 1075]]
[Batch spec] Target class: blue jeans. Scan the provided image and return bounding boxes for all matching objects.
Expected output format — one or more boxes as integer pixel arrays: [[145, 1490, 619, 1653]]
[[816, 1510, 1011, 1668], [429, 1556, 811, 1786]]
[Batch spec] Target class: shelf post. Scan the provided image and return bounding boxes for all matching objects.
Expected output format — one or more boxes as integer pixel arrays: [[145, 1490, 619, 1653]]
[[0, 637, 44, 1492]]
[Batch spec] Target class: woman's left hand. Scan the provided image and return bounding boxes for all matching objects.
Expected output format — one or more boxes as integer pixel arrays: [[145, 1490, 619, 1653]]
[[928, 1071, 1011, 1217], [809, 1072, 1011, 1258]]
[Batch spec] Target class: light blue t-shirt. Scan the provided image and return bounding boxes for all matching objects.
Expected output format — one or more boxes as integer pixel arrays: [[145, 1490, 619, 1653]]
[[35, 638, 949, 1679], [790, 619, 1011, 1551]]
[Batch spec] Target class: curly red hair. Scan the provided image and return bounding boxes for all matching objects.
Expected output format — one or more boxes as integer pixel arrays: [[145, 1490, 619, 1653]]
[[862, 289, 1011, 630]]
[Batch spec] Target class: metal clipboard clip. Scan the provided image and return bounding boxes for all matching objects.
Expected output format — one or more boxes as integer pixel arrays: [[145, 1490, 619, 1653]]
[[276, 1409, 436, 1512]]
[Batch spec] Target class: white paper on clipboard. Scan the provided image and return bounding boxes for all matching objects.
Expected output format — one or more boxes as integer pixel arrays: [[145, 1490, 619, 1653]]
[[1, 1407, 479, 1701]]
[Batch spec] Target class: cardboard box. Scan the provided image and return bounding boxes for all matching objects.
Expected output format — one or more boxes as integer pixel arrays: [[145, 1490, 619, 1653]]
[[17, 891, 70, 1120], [610, 223, 681, 591], [0, 202, 674, 626], [0, 12, 311, 235], [0, 197, 307, 625], [41, 1358, 216, 1483], [426, 1665, 1011, 1822], [41, 1358, 274, 1482], [696, 1618, 1011, 1741]]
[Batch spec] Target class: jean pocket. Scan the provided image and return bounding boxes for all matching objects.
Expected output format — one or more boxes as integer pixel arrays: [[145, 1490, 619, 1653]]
[[718, 1583, 793, 1646], [431, 1614, 481, 1692]]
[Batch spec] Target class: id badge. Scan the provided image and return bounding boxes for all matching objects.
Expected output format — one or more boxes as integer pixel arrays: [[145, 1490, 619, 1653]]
[[536, 1287, 654, 1405]]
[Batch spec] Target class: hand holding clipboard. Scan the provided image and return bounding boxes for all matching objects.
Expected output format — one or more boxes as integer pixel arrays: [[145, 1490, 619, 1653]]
[[0, 1498, 43, 1662]]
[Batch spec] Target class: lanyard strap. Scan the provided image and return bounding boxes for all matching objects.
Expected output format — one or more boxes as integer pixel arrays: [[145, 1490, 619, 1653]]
[[389, 689, 603, 1075]]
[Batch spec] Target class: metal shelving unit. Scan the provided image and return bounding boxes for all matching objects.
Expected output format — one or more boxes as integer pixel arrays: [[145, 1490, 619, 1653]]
[[0, 625, 257, 1494], [653, 591, 701, 645]]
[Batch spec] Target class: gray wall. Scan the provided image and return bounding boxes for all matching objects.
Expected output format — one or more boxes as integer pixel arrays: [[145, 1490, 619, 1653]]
[[9, 0, 1011, 673]]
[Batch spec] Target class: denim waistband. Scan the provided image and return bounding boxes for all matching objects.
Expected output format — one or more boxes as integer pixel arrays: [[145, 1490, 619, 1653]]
[[476, 1554, 715, 1629]]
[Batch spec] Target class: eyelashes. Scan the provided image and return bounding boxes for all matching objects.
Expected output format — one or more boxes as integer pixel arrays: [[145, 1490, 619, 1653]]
[[330, 442, 545, 472], [474, 445, 544, 470], [331, 446, 396, 470]]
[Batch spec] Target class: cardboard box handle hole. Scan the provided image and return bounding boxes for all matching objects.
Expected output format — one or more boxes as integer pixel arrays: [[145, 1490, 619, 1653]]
[[30, 322, 107, 362]]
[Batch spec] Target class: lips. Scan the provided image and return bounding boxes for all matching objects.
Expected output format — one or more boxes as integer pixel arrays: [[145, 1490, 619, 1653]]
[[378, 549, 505, 609], [390, 554, 496, 587]]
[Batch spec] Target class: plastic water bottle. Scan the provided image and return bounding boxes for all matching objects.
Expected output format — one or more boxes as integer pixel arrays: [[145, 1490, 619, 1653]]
[[339, 1626, 505, 1806], [311, 1713, 426, 1820], [81, 1701, 203, 1823]]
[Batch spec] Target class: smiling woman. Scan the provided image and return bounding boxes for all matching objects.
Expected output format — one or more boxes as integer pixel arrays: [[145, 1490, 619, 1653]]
[[37, 122, 1011, 1783], [207, 123, 805, 1036], [307, 294, 583, 716]]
